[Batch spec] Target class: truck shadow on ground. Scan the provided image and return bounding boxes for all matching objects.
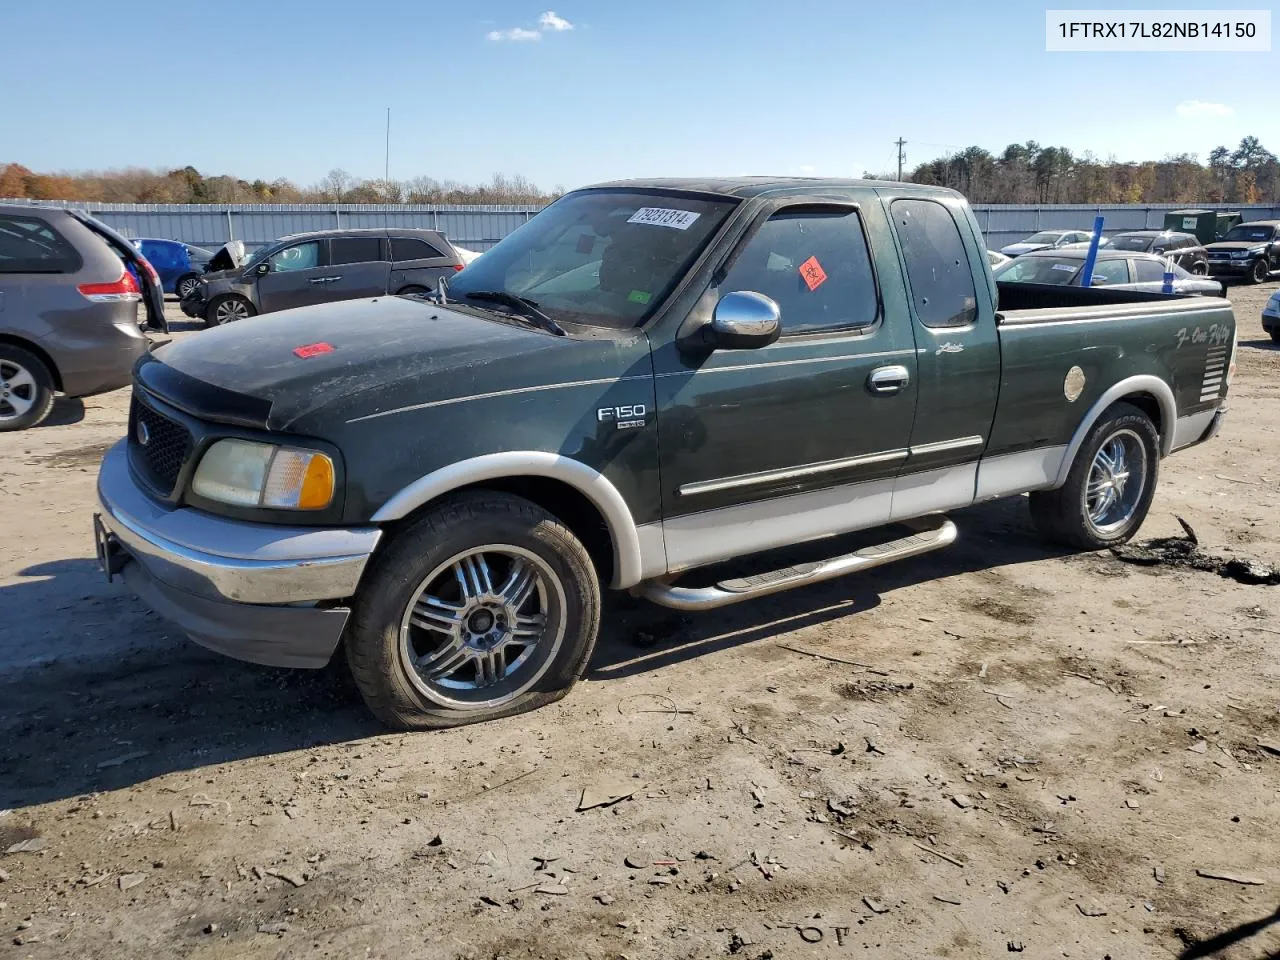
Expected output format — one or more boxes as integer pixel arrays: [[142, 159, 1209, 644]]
[[0, 496, 1063, 811]]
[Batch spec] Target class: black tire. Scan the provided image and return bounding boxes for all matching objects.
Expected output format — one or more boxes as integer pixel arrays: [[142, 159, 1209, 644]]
[[345, 491, 601, 730], [1250, 258, 1269, 284], [1191, 261, 1208, 276], [175, 273, 202, 300], [1029, 402, 1160, 550], [395, 285, 429, 296], [204, 294, 255, 328], [1269, 329, 1280, 345], [0, 345, 57, 432]]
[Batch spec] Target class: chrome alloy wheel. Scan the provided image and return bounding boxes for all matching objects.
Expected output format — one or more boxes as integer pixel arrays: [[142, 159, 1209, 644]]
[[213, 298, 250, 323], [0, 359, 36, 422], [1084, 428, 1148, 535], [177, 276, 200, 298], [398, 545, 564, 709]]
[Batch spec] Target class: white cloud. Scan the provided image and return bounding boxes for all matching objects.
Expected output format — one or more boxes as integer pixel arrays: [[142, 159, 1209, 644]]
[[487, 26, 542, 41], [539, 10, 573, 31], [1175, 99, 1234, 118]]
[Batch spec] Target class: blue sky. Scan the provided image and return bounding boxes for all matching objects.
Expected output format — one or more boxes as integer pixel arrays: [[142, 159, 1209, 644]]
[[0, 0, 1271, 190]]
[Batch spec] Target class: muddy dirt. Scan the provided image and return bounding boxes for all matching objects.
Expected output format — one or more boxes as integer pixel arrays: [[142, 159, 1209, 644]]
[[3, 288, 1280, 960]]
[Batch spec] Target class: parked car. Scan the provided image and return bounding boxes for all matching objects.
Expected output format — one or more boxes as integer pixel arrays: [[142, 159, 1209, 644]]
[[133, 238, 217, 299], [95, 177, 1236, 729], [1106, 231, 1209, 274], [0, 203, 165, 430], [180, 228, 464, 326], [1204, 220, 1280, 284], [992, 249, 1223, 295], [1262, 289, 1280, 343], [1000, 229, 1099, 257]]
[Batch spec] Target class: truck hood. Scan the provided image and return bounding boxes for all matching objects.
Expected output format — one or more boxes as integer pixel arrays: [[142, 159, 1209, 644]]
[[1205, 242, 1267, 253], [146, 296, 645, 430], [1000, 242, 1051, 256]]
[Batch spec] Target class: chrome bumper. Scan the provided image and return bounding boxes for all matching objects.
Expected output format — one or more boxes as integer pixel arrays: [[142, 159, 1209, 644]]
[[96, 440, 380, 604], [95, 440, 382, 669]]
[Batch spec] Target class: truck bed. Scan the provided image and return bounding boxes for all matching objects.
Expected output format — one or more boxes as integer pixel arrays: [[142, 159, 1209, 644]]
[[995, 280, 1217, 313]]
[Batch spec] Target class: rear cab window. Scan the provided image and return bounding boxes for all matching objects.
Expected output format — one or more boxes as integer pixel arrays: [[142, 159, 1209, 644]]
[[718, 207, 879, 336], [0, 214, 82, 273], [391, 237, 445, 262], [891, 199, 979, 327]]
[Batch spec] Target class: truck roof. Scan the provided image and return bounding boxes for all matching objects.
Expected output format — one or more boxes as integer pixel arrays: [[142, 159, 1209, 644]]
[[583, 176, 964, 201]]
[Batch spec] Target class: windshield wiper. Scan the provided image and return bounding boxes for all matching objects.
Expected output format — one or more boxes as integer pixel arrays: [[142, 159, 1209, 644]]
[[462, 290, 566, 336]]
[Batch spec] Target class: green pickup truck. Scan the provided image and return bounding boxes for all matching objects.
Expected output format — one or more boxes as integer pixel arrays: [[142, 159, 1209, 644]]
[[94, 178, 1236, 729]]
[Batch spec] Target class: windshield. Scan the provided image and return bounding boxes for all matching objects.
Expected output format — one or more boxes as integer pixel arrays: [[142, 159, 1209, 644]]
[[1110, 235, 1155, 251], [1222, 225, 1275, 242], [1024, 232, 1064, 244], [444, 189, 737, 329], [993, 256, 1081, 284]]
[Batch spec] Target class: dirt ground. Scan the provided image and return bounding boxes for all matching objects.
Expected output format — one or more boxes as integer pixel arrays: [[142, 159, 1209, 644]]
[[2, 284, 1280, 960]]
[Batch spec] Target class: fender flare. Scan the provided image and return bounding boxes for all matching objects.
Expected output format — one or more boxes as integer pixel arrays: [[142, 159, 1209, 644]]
[[370, 452, 648, 589], [1054, 374, 1176, 487]]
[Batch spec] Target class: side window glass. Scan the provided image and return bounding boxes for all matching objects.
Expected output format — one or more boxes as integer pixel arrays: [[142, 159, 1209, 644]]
[[1133, 259, 1167, 283], [719, 208, 879, 336], [1087, 259, 1129, 285], [891, 199, 979, 328], [0, 215, 81, 273], [331, 237, 385, 265], [268, 241, 321, 273], [391, 237, 443, 261]]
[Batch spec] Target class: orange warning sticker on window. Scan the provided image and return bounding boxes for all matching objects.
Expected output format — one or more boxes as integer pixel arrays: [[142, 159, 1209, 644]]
[[798, 255, 827, 291]]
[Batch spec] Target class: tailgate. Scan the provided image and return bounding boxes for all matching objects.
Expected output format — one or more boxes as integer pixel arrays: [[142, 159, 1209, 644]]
[[71, 213, 168, 333]]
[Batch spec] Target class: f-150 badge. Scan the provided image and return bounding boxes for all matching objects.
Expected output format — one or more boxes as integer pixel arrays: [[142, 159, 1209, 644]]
[[598, 404, 647, 430]]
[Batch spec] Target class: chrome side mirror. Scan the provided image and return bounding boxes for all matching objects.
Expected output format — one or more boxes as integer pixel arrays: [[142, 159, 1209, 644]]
[[708, 291, 781, 350]]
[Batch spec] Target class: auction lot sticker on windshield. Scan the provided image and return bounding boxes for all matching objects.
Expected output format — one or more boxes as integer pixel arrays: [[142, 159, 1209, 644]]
[[1052, 263, 1077, 272], [627, 207, 702, 230]]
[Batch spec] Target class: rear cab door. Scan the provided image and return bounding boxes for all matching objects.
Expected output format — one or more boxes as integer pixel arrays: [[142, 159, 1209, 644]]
[[652, 192, 920, 572], [880, 192, 999, 518], [326, 235, 392, 300]]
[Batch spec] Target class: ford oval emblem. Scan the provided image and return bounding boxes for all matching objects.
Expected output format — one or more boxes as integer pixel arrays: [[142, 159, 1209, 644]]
[[136, 420, 151, 446]]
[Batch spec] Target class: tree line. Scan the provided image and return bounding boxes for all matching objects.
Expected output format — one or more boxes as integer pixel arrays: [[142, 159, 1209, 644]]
[[894, 136, 1278, 204], [4, 136, 1278, 206], [0, 164, 561, 205]]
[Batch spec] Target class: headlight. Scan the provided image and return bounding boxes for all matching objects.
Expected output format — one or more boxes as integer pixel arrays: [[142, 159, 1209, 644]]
[[192, 439, 335, 510], [1231, 251, 1251, 258]]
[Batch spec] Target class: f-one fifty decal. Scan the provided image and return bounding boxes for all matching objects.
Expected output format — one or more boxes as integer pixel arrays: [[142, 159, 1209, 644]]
[[598, 404, 648, 430]]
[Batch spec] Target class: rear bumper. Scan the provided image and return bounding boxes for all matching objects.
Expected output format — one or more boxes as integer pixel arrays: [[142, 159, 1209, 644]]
[[54, 321, 151, 398], [95, 440, 381, 668]]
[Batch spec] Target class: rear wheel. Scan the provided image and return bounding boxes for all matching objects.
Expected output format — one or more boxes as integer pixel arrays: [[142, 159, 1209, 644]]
[[1250, 258, 1270, 284], [345, 492, 601, 730], [0, 345, 56, 432], [1191, 261, 1208, 276], [396, 285, 429, 296], [205, 294, 255, 327], [175, 273, 201, 299], [1029, 402, 1159, 550]]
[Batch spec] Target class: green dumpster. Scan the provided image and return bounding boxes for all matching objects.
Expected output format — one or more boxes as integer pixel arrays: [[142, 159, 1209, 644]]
[[1163, 209, 1242, 244]]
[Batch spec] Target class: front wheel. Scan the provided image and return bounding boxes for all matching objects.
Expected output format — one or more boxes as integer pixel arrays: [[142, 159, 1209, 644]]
[[1029, 402, 1160, 550], [344, 492, 601, 729], [205, 294, 255, 327], [1191, 261, 1208, 276], [1269, 328, 1280, 345], [1250, 258, 1270, 284]]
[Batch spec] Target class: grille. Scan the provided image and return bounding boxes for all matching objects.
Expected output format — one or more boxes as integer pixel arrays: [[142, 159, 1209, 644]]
[[130, 396, 192, 496]]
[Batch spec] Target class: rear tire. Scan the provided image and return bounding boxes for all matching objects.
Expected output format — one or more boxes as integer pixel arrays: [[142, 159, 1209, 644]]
[[1250, 258, 1269, 284], [204, 294, 255, 328], [175, 273, 202, 299], [396, 285, 429, 296], [1269, 329, 1280, 345], [1029, 402, 1159, 550], [0, 345, 56, 432], [345, 492, 601, 730]]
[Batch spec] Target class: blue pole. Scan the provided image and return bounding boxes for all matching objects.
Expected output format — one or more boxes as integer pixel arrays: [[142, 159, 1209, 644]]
[[1078, 215, 1105, 288]]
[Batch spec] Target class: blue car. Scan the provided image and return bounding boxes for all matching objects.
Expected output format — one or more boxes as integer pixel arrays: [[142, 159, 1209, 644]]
[[133, 238, 216, 298]]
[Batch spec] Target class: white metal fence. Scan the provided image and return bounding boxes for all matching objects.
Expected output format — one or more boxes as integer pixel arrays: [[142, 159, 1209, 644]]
[[5, 198, 1279, 253]]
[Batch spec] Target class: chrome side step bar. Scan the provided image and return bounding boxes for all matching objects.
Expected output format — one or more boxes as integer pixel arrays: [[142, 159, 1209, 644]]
[[637, 516, 957, 611]]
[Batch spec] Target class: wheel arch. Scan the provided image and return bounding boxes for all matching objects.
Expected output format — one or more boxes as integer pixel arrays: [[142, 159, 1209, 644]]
[[370, 453, 661, 589], [1054, 374, 1176, 488], [0, 334, 62, 391]]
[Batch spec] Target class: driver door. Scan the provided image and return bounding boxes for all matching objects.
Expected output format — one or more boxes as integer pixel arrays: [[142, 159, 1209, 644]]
[[255, 239, 332, 313]]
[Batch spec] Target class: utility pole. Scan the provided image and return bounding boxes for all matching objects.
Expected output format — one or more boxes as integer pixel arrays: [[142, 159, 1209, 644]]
[[385, 107, 391, 185], [895, 138, 906, 181]]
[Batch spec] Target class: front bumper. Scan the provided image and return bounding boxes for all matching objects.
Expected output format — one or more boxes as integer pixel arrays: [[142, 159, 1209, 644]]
[[179, 295, 206, 318], [95, 440, 381, 668], [1206, 260, 1253, 276], [1262, 309, 1280, 331]]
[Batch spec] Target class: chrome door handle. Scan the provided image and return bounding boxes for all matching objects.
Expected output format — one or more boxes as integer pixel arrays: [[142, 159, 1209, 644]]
[[868, 365, 910, 394], [308, 276, 342, 284]]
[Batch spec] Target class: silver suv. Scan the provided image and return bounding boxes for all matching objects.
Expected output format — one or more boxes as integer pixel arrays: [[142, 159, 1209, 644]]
[[181, 228, 464, 327], [0, 204, 165, 430]]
